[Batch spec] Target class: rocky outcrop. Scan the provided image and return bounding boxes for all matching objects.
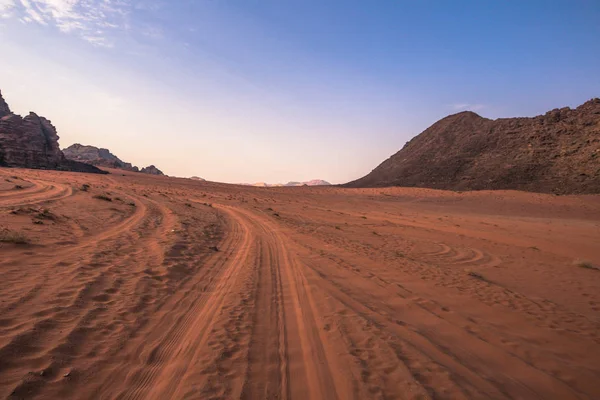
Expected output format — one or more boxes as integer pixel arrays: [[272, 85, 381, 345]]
[[0, 90, 104, 174], [345, 99, 600, 194], [63, 144, 165, 175], [63, 144, 140, 172], [0, 113, 63, 169], [140, 165, 164, 175]]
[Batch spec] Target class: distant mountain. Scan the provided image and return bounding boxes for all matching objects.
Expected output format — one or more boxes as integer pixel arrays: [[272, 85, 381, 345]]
[[140, 165, 164, 176], [63, 144, 139, 172], [63, 144, 164, 175], [345, 99, 600, 194], [292, 179, 331, 186], [190, 176, 205, 181], [0, 90, 105, 174], [243, 179, 331, 187]]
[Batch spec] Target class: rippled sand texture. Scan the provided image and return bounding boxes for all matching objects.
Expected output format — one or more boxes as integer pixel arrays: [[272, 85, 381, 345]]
[[1, 167, 599, 399]]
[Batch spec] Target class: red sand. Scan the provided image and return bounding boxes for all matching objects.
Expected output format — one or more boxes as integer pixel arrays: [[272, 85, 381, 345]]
[[1, 167, 599, 399]]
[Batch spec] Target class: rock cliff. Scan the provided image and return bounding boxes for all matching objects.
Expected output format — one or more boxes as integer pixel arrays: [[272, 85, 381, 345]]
[[0, 90, 104, 174]]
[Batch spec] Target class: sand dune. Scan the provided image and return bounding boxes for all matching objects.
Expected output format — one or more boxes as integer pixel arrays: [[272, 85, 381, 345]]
[[1, 167, 599, 399]]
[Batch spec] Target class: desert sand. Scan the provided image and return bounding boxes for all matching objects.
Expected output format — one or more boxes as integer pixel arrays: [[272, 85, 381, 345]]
[[1, 167, 599, 399]]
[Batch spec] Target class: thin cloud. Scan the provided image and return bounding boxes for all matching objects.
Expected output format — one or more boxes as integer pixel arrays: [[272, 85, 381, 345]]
[[0, 0, 15, 18], [20, 0, 47, 25], [10, 0, 133, 47], [82, 34, 113, 47]]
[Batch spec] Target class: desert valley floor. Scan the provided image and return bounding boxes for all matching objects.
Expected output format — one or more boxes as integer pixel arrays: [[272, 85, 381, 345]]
[[0, 168, 599, 400]]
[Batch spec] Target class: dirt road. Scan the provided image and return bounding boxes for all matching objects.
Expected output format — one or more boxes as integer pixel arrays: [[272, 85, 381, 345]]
[[1, 168, 599, 399]]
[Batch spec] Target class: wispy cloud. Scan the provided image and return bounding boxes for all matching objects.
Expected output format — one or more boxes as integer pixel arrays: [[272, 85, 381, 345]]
[[450, 103, 485, 112], [10, 0, 133, 46], [0, 0, 15, 18], [82, 33, 113, 47]]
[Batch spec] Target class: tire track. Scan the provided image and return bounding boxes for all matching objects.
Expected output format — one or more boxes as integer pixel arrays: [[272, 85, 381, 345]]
[[226, 206, 346, 400], [102, 205, 252, 400], [116, 204, 346, 400], [0, 191, 151, 317], [285, 232, 600, 399], [240, 222, 289, 400], [0, 191, 180, 399], [0, 178, 73, 208]]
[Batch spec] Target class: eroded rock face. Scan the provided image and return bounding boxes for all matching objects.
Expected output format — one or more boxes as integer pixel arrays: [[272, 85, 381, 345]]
[[346, 99, 600, 194], [0, 112, 64, 169], [0, 90, 105, 173]]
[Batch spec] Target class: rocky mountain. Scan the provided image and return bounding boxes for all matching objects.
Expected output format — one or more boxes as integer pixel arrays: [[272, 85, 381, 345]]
[[63, 144, 139, 172], [346, 99, 600, 194], [0, 90, 104, 174], [140, 165, 164, 175], [63, 144, 164, 175]]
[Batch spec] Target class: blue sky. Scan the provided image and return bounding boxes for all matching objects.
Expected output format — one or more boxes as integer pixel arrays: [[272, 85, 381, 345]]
[[0, 1, 598, 183]]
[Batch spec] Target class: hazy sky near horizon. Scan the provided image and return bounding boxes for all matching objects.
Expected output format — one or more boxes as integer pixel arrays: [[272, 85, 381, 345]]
[[1, 1, 599, 183]]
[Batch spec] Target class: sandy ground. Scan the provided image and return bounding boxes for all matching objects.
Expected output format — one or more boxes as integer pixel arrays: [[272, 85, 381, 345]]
[[1, 167, 599, 400]]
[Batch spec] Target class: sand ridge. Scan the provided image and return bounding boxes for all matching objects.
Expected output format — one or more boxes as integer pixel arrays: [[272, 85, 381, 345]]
[[1, 167, 599, 399]]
